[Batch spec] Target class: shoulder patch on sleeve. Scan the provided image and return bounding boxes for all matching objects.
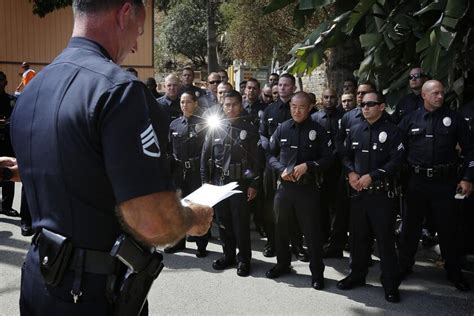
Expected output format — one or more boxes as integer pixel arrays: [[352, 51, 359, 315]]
[[140, 124, 161, 158]]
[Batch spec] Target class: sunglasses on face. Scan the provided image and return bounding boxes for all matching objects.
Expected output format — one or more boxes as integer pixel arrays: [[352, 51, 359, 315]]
[[209, 80, 221, 85], [409, 73, 425, 80], [264, 94, 273, 98], [359, 101, 382, 108]]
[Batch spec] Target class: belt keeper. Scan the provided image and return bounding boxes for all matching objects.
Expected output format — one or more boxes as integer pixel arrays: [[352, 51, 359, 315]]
[[71, 249, 85, 304]]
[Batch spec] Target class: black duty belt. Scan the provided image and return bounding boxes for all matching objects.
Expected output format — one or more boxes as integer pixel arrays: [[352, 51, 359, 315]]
[[180, 157, 200, 171], [32, 232, 117, 275], [410, 164, 457, 178]]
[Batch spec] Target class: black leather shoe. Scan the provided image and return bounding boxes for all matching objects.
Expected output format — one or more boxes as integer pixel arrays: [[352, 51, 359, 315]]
[[448, 276, 471, 292], [164, 241, 185, 254], [263, 246, 276, 258], [266, 264, 292, 279], [195, 248, 207, 258], [212, 257, 236, 270], [323, 248, 343, 259], [337, 275, 366, 290], [0, 208, 20, 218], [256, 226, 266, 238], [385, 291, 400, 303], [237, 262, 250, 277], [312, 278, 325, 290], [292, 246, 309, 262], [20, 222, 33, 237]]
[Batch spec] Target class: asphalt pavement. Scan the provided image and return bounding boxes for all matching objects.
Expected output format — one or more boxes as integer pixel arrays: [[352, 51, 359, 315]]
[[0, 183, 473, 315]]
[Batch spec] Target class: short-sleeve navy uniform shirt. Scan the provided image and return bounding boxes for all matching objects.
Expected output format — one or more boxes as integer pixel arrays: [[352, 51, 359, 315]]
[[11, 37, 174, 250]]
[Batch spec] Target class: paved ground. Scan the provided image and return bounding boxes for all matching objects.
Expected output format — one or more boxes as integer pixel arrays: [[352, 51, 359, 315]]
[[1, 183, 473, 315]]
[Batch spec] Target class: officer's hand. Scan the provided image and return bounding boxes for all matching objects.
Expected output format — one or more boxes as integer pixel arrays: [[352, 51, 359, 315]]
[[247, 187, 257, 201], [358, 174, 372, 190], [186, 203, 214, 236], [293, 163, 308, 180], [457, 180, 473, 197], [348, 172, 360, 191], [281, 168, 295, 182], [0, 156, 20, 182]]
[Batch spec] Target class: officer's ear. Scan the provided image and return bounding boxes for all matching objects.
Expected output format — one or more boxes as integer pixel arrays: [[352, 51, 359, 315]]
[[380, 103, 386, 112], [117, 1, 133, 31]]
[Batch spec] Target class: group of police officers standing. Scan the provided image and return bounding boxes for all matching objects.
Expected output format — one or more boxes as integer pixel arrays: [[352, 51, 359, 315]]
[[155, 64, 473, 304], [1, 0, 473, 313]]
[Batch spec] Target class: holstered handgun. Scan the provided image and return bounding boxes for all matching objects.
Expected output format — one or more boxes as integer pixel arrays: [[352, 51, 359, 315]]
[[110, 235, 164, 316]]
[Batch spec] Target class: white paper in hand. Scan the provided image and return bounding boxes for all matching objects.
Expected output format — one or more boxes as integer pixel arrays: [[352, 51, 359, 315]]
[[181, 182, 242, 207]]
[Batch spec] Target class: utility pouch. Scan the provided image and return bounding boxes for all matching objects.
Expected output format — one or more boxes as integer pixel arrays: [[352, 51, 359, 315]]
[[37, 228, 73, 286], [110, 235, 164, 316]]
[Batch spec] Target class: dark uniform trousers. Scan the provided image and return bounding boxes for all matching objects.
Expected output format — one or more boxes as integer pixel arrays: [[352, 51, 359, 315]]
[[349, 192, 400, 290], [215, 179, 251, 264], [178, 169, 210, 250], [274, 183, 324, 278], [399, 175, 463, 275], [320, 161, 349, 250], [21, 246, 113, 316]]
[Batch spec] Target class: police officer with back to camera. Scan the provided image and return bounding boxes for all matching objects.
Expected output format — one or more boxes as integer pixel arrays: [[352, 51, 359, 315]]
[[337, 91, 403, 303], [311, 88, 347, 258], [164, 91, 210, 257], [10, 1, 213, 315], [259, 73, 307, 261], [201, 90, 263, 277], [266, 91, 333, 290], [398, 80, 473, 292]]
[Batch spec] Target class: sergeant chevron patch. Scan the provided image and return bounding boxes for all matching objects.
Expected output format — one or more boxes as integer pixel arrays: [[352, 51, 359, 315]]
[[140, 124, 161, 158]]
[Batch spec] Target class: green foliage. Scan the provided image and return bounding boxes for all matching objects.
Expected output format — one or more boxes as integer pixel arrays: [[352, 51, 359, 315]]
[[267, 0, 473, 106], [155, 0, 208, 69], [30, 0, 72, 17]]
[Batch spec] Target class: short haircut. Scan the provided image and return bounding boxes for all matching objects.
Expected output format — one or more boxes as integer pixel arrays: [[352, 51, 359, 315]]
[[344, 78, 357, 86], [224, 90, 243, 104], [365, 91, 385, 104], [165, 74, 179, 83], [269, 73, 279, 78], [73, 0, 144, 14], [181, 90, 198, 102], [0, 71, 6, 80], [279, 73, 296, 86], [358, 80, 376, 91], [145, 77, 156, 85], [239, 80, 247, 86], [219, 82, 233, 90], [246, 78, 260, 89], [291, 91, 312, 105]]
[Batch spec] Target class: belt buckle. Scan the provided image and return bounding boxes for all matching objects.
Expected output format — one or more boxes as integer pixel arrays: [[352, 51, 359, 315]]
[[223, 170, 230, 176], [184, 161, 191, 169], [426, 168, 433, 178]]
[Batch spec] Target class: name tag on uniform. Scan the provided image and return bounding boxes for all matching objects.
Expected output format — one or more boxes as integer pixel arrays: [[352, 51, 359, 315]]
[[362, 150, 369, 153], [172, 132, 178, 136], [281, 139, 287, 142], [411, 128, 419, 132], [290, 146, 298, 149], [425, 134, 433, 138]]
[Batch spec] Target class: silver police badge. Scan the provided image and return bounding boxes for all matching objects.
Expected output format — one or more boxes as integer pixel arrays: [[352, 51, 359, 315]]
[[378, 131, 387, 143], [240, 130, 247, 140], [443, 117, 452, 127], [309, 130, 317, 141]]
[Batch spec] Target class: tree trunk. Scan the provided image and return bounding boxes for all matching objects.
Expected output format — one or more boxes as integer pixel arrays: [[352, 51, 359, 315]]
[[207, 0, 219, 73]]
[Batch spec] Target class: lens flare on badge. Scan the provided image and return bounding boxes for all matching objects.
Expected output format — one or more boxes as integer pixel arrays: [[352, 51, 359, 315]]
[[206, 115, 221, 130]]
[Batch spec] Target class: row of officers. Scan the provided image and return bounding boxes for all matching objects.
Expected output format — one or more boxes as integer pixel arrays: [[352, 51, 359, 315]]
[[164, 73, 473, 304]]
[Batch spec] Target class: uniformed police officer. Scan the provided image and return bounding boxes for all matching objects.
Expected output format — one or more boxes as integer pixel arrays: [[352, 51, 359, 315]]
[[398, 80, 474, 292], [201, 90, 263, 277], [266, 91, 333, 290], [180, 66, 205, 99], [337, 91, 403, 303], [312, 88, 346, 258], [10, 1, 213, 314], [164, 91, 210, 257], [259, 73, 307, 260], [157, 74, 182, 123], [0, 71, 18, 218], [391, 67, 427, 124]]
